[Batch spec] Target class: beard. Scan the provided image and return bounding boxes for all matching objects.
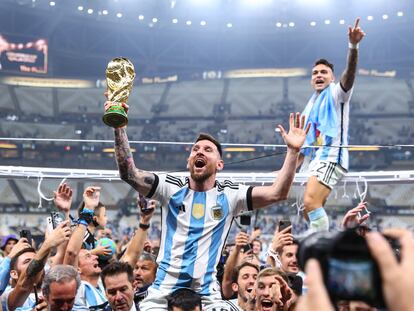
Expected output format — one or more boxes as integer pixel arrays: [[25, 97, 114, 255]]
[[189, 162, 215, 183], [190, 170, 212, 183]]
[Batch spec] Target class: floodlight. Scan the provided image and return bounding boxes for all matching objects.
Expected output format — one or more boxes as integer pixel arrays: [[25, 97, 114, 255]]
[[172, 18, 178, 24], [397, 11, 403, 17], [324, 19, 330, 25], [227, 23, 233, 28], [138, 15, 144, 20], [382, 14, 388, 20], [310, 21, 316, 26], [87, 9, 93, 14], [288, 22, 295, 27], [339, 19, 345, 24], [186, 20, 192, 25], [200, 20, 207, 26], [152, 17, 158, 23], [102, 10, 108, 15], [77, 6, 84, 11], [367, 16, 373, 21], [116, 13, 122, 18], [49, 1, 55, 6], [276, 22, 282, 27]]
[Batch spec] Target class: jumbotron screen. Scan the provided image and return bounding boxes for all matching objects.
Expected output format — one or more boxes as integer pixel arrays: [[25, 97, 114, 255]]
[[0, 33, 48, 74]]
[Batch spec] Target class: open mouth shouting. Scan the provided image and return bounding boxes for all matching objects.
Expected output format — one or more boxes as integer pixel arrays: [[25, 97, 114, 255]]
[[260, 299, 274, 311], [315, 78, 325, 87], [194, 157, 206, 169]]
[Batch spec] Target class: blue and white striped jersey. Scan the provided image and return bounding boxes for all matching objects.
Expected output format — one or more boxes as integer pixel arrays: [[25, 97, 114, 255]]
[[301, 83, 353, 170], [147, 173, 253, 297], [73, 280, 107, 310]]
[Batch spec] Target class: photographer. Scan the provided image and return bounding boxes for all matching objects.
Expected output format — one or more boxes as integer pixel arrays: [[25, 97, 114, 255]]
[[296, 229, 414, 311]]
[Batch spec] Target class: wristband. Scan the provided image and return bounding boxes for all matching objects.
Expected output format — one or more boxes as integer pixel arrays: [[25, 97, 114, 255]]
[[139, 223, 150, 230], [82, 208, 94, 215], [78, 219, 89, 227], [348, 42, 359, 50]]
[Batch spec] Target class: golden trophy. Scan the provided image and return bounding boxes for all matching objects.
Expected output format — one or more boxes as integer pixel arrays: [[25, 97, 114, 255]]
[[103, 57, 136, 128]]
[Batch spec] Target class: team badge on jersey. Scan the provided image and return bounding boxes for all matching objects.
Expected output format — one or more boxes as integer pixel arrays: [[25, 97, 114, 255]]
[[192, 203, 205, 219], [211, 204, 224, 220]]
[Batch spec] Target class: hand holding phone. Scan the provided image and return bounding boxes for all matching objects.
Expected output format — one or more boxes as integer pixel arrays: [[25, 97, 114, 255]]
[[20, 229, 33, 247], [279, 220, 292, 232]]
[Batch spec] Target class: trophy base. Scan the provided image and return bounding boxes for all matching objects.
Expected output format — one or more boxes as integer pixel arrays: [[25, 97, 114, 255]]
[[102, 106, 128, 128]]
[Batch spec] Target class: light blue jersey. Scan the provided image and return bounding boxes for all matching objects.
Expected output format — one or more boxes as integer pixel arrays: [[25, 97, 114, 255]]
[[147, 174, 253, 297], [301, 83, 353, 170]]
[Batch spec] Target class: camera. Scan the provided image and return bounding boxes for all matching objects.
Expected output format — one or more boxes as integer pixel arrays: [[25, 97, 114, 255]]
[[297, 228, 400, 308]]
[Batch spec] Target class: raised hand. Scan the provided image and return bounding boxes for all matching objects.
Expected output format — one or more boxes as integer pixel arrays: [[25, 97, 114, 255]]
[[348, 18, 365, 44], [366, 229, 414, 311], [53, 183, 73, 213], [83, 186, 101, 210], [8, 238, 32, 258], [341, 201, 370, 228], [45, 221, 71, 248], [271, 225, 293, 253], [92, 244, 112, 257], [278, 113, 311, 153], [104, 91, 129, 113], [138, 197, 156, 225]]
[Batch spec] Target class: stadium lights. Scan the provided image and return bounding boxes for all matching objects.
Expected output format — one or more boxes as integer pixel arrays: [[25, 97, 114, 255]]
[[288, 22, 295, 27], [138, 15, 144, 20], [152, 17, 158, 23], [310, 21, 316, 27], [77, 6, 83, 11], [87, 9, 93, 14], [367, 15, 373, 21], [324, 19, 330, 25], [186, 20, 192, 26], [102, 10, 108, 15], [276, 22, 282, 28], [227, 23, 233, 28], [397, 11, 404, 17], [49, 1, 55, 6], [339, 19, 345, 25], [382, 14, 389, 20], [200, 20, 207, 26], [116, 13, 122, 18]]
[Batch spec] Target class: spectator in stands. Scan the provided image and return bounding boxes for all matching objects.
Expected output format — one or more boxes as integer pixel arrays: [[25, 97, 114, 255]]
[[166, 289, 202, 311], [35, 265, 81, 311], [297, 18, 365, 231], [105, 89, 309, 310], [100, 262, 137, 311]]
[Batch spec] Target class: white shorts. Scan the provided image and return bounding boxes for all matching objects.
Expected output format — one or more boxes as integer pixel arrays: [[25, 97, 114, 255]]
[[139, 287, 237, 311], [308, 160, 346, 190]]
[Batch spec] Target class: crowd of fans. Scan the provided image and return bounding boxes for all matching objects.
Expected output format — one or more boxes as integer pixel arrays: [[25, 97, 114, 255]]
[[0, 182, 413, 311]]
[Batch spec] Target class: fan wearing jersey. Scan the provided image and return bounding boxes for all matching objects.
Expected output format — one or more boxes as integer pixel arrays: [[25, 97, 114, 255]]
[[105, 97, 309, 310], [297, 18, 365, 232]]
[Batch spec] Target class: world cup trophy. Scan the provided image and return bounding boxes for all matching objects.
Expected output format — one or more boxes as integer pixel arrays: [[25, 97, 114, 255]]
[[103, 57, 136, 128]]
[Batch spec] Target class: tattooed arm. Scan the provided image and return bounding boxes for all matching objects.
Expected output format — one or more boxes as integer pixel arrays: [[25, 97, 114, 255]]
[[341, 18, 365, 92], [8, 222, 71, 311], [113, 127, 155, 196]]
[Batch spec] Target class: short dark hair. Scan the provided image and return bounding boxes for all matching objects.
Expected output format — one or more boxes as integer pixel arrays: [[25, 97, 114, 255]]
[[195, 132, 222, 157], [101, 261, 134, 288], [167, 288, 202, 311], [231, 261, 260, 283], [10, 247, 36, 271], [314, 58, 334, 73]]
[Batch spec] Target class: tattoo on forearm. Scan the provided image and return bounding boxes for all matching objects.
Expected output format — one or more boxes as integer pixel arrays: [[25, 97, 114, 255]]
[[342, 49, 358, 91], [113, 128, 154, 191]]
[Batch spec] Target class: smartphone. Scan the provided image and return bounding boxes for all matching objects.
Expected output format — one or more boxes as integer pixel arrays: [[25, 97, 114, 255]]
[[241, 243, 252, 253], [240, 214, 251, 226], [278, 220, 292, 232], [20, 229, 33, 246], [46, 216, 54, 234], [139, 194, 154, 215], [51, 211, 65, 229]]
